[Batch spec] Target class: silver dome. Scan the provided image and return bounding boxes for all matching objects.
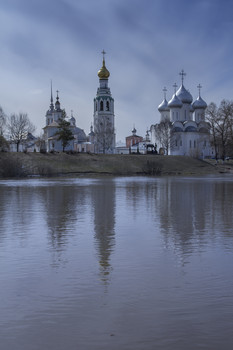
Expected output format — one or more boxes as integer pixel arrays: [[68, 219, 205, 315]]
[[176, 84, 193, 104], [192, 96, 207, 109], [168, 94, 183, 108], [158, 98, 169, 112]]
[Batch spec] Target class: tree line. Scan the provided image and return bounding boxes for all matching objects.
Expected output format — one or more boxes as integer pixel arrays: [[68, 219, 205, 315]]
[[206, 100, 233, 160], [0, 107, 74, 152]]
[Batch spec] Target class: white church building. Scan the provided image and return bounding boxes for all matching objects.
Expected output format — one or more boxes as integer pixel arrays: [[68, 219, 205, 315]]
[[43, 87, 87, 152], [151, 70, 214, 158]]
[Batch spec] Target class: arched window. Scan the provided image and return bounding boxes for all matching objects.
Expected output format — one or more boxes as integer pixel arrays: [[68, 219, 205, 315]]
[[106, 101, 110, 111], [100, 101, 103, 111], [96, 102, 98, 111]]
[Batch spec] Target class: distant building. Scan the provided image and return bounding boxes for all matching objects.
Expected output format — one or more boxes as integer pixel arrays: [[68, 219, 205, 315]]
[[93, 51, 116, 154], [126, 127, 143, 149], [151, 71, 214, 158], [130, 130, 154, 154], [9, 132, 39, 152]]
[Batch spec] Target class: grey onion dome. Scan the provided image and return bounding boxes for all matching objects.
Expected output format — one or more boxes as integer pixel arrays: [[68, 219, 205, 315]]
[[158, 98, 169, 112], [74, 127, 87, 142], [192, 96, 207, 109], [176, 84, 193, 104], [69, 116, 76, 123], [189, 104, 195, 113], [168, 94, 183, 108]]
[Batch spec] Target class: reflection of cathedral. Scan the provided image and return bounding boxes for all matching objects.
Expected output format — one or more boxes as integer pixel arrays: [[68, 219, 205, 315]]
[[151, 70, 214, 158]]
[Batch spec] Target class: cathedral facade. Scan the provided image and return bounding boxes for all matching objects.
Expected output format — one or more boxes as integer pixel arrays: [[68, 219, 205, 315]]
[[151, 71, 214, 158], [43, 87, 87, 152]]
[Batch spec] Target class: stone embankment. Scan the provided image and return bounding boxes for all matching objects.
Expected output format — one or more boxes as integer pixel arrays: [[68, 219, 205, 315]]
[[0, 152, 231, 178]]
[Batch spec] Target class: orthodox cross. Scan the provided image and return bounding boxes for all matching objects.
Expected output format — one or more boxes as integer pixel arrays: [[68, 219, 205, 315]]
[[71, 109, 73, 117], [50, 80, 53, 102], [102, 49, 106, 60], [179, 69, 186, 84], [163, 87, 167, 99], [173, 83, 178, 93], [197, 83, 202, 97]]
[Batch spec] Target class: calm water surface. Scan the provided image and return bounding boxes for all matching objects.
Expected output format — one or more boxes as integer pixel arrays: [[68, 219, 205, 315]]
[[0, 175, 233, 350]]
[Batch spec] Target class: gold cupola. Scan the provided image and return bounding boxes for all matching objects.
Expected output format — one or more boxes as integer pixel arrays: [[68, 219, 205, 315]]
[[98, 51, 110, 79]]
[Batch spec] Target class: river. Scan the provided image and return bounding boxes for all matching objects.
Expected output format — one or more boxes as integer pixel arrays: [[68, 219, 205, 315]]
[[0, 175, 233, 350]]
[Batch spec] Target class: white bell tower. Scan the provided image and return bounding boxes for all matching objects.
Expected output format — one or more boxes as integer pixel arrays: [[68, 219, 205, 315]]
[[93, 50, 115, 154]]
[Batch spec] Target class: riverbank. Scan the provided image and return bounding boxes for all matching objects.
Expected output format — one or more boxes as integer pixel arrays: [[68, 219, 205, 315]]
[[0, 152, 232, 178]]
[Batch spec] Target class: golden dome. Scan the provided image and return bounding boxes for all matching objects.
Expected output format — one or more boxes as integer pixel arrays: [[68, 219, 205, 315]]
[[98, 59, 110, 79]]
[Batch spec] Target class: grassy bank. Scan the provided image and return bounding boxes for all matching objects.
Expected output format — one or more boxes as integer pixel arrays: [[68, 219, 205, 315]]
[[0, 152, 230, 178]]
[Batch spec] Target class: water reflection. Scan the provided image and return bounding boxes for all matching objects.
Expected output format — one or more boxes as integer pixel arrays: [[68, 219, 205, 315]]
[[91, 179, 116, 282], [1, 176, 233, 350], [40, 185, 86, 250], [157, 177, 233, 257], [115, 176, 233, 259], [0, 186, 43, 243]]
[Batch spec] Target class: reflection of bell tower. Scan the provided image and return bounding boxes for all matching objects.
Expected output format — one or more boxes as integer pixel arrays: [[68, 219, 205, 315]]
[[91, 180, 116, 282], [93, 50, 116, 154]]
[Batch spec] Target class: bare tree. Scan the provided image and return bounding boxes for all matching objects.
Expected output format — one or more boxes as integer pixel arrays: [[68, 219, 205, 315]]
[[206, 102, 219, 159], [206, 100, 233, 160], [0, 106, 6, 136], [154, 116, 173, 155], [95, 117, 115, 154], [7, 113, 35, 152]]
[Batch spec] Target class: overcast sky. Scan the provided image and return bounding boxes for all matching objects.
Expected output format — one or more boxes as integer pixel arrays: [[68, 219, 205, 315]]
[[1, 0, 233, 141]]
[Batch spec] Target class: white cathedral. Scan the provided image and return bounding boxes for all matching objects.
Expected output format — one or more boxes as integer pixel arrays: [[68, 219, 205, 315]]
[[151, 70, 214, 158], [43, 88, 87, 152]]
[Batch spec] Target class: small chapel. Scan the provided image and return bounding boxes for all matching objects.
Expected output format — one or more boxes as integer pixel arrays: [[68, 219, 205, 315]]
[[151, 70, 214, 158]]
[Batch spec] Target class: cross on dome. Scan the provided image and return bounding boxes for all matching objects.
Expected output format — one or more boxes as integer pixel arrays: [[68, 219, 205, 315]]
[[50, 80, 53, 103], [101, 49, 106, 60], [173, 83, 178, 93], [56, 90, 59, 100], [98, 50, 110, 79], [163, 87, 167, 99], [197, 83, 202, 97], [179, 69, 186, 85]]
